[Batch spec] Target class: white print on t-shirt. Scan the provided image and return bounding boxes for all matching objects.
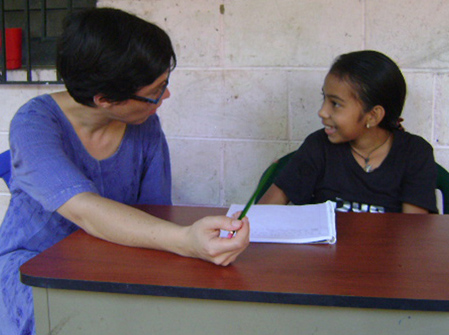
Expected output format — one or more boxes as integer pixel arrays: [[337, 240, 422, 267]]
[[335, 198, 385, 213]]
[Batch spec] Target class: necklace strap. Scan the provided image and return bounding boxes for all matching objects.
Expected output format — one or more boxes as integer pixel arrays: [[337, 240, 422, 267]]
[[350, 133, 391, 173], [350, 133, 391, 161], [351, 149, 370, 163]]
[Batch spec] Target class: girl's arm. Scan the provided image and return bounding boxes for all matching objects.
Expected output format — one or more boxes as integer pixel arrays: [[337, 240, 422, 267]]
[[57, 192, 250, 266], [258, 184, 290, 204], [402, 202, 429, 214]]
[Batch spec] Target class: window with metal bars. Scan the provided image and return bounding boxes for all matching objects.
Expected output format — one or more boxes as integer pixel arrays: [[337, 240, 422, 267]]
[[0, 0, 96, 84]]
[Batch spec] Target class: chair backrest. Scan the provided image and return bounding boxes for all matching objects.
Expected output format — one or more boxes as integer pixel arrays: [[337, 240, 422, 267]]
[[0, 150, 11, 189], [436, 163, 449, 214], [254, 151, 295, 203], [255, 151, 449, 214]]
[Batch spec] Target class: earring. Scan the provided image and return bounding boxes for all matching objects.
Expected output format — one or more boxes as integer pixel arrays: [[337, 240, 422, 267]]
[[366, 123, 370, 129]]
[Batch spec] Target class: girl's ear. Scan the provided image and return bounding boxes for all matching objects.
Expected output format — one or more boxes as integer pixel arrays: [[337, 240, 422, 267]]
[[367, 105, 386, 128]]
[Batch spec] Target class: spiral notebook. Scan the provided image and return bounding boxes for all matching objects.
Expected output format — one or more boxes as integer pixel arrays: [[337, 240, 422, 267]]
[[223, 201, 336, 244]]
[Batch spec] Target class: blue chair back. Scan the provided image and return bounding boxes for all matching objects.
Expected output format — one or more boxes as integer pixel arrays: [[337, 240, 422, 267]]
[[0, 150, 11, 188]]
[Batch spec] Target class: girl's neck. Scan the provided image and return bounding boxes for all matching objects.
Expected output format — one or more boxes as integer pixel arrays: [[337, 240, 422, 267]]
[[350, 128, 392, 154], [349, 128, 393, 173]]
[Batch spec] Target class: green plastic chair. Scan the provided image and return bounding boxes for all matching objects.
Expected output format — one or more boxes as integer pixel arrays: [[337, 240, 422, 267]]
[[255, 151, 449, 214], [254, 151, 295, 203]]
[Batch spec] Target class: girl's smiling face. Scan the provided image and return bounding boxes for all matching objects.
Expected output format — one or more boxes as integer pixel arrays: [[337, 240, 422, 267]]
[[318, 73, 368, 144]]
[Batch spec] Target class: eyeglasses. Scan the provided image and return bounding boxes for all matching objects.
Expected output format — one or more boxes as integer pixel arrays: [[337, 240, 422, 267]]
[[130, 77, 169, 105]]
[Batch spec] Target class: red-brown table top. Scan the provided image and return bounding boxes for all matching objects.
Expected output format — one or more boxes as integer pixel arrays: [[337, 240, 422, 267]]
[[20, 205, 449, 311]]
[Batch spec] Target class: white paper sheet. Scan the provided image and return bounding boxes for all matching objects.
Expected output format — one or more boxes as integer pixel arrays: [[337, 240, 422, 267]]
[[223, 201, 336, 244]]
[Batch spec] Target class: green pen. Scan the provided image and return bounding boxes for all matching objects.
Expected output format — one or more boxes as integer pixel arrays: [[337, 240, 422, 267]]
[[228, 162, 280, 237]]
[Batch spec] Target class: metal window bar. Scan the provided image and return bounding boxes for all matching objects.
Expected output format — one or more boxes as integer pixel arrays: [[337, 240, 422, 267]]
[[0, 0, 91, 84], [0, 0, 6, 79]]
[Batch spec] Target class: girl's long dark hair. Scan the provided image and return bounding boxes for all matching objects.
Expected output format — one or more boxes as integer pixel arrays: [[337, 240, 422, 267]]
[[329, 50, 406, 131]]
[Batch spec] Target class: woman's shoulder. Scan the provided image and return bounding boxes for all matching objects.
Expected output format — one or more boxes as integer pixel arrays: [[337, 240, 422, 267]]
[[12, 94, 62, 125], [17, 94, 59, 112], [128, 114, 164, 139], [123, 114, 168, 156]]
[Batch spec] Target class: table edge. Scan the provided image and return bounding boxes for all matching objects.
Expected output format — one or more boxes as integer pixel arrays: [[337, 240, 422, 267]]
[[20, 272, 449, 312]]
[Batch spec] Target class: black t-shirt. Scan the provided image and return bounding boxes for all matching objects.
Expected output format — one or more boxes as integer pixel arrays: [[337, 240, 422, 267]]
[[275, 129, 438, 213]]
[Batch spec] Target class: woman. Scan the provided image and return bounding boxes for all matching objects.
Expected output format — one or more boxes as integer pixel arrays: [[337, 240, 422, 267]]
[[0, 8, 249, 335]]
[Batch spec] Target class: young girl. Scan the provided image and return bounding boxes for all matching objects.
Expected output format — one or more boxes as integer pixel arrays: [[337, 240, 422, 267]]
[[259, 50, 437, 213], [0, 8, 249, 335]]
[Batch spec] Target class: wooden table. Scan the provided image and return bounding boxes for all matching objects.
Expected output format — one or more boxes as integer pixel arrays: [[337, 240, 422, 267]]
[[21, 206, 449, 335]]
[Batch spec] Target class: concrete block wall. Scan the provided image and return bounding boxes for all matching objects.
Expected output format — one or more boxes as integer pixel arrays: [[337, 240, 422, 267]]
[[1, 0, 449, 221]]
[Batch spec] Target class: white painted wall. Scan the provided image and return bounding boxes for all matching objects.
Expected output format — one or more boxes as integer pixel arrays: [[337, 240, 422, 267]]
[[1, 0, 449, 220]]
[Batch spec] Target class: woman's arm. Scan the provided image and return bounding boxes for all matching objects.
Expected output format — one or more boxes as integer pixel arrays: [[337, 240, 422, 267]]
[[58, 192, 250, 266], [402, 202, 429, 214], [257, 184, 290, 204]]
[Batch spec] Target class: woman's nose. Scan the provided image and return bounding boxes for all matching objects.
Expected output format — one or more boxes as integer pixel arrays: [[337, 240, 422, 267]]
[[163, 87, 171, 100]]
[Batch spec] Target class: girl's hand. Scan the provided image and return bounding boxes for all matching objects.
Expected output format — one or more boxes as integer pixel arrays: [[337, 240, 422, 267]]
[[182, 215, 250, 266]]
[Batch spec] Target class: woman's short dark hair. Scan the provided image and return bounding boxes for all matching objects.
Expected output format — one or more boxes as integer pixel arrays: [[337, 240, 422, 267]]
[[329, 50, 406, 131], [57, 8, 177, 107]]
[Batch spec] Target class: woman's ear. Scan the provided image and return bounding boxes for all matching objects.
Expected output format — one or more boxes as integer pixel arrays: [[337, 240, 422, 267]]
[[367, 105, 386, 128], [92, 94, 114, 108]]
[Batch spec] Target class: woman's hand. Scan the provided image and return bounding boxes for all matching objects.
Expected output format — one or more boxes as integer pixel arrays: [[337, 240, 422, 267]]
[[58, 192, 250, 266], [182, 215, 250, 266]]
